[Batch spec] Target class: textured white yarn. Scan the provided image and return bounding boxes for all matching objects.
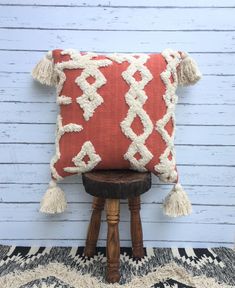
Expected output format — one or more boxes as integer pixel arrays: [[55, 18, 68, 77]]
[[0, 261, 232, 288], [50, 50, 112, 178], [154, 48, 182, 183], [163, 183, 192, 217], [64, 141, 102, 174], [50, 115, 83, 180], [177, 52, 202, 86], [55, 49, 112, 121], [107, 53, 154, 172], [40, 179, 67, 214], [31, 51, 57, 86], [56, 95, 72, 105]]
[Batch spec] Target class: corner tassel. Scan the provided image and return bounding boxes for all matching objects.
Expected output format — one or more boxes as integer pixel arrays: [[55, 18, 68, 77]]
[[31, 51, 57, 86], [163, 183, 192, 217], [40, 179, 67, 214], [177, 52, 202, 86]]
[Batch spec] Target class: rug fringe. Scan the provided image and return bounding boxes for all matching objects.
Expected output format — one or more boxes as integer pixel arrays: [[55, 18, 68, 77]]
[[0, 261, 233, 288]]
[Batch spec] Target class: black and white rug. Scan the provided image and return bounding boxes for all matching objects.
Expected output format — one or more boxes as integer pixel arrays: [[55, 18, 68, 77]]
[[0, 245, 234, 287]]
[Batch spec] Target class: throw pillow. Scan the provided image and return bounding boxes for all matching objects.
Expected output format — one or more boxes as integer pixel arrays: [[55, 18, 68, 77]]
[[32, 48, 201, 217]]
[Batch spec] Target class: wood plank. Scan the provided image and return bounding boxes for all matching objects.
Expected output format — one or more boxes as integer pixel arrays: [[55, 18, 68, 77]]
[[0, 30, 234, 52], [2, 52, 235, 76], [0, 203, 233, 224], [0, 164, 234, 186], [0, 0, 235, 8], [1, 102, 234, 125], [0, 184, 234, 205], [0, 239, 232, 248], [1, 73, 234, 105], [0, 72, 56, 102], [1, 144, 234, 166], [0, 123, 234, 145], [0, 7, 235, 30], [0, 221, 232, 242]]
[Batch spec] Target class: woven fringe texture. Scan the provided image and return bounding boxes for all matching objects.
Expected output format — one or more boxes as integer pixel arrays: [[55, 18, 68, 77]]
[[0, 245, 234, 288]]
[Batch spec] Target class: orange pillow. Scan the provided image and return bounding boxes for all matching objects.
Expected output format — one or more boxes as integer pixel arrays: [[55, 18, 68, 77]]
[[32, 48, 201, 217]]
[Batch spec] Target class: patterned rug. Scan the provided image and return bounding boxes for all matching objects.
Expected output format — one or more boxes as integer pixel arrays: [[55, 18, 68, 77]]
[[0, 245, 234, 288]]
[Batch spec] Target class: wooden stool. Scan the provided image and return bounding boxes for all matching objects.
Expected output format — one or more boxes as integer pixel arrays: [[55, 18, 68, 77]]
[[82, 169, 152, 283]]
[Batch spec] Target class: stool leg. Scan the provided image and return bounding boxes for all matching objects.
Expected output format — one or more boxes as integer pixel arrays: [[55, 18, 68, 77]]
[[106, 198, 120, 283], [84, 197, 105, 257], [128, 196, 144, 259]]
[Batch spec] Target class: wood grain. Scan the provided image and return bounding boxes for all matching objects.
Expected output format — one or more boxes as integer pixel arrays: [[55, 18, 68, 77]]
[[0, 221, 233, 242], [128, 196, 144, 258], [1, 30, 235, 52], [0, 203, 234, 224], [0, 0, 235, 7], [0, 184, 234, 205], [82, 170, 151, 198], [84, 197, 105, 257], [106, 198, 120, 283], [2, 52, 235, 76], [0, 239, 232, 248], [1, 6, 235, 30]]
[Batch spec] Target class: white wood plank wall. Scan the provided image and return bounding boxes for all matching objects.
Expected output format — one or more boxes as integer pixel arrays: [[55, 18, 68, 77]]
[[0, 0, 234, 248]]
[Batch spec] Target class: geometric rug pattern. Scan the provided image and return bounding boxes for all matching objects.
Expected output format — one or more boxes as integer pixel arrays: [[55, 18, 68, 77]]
[[0, 245, 234, 287]]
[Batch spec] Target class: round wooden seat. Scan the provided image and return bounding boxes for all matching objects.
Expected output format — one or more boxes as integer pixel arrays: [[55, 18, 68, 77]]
[[82, 169, 151, 199]]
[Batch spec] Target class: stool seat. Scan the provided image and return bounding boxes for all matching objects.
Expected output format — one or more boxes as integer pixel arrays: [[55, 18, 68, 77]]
[[82, 169, 151, 199]]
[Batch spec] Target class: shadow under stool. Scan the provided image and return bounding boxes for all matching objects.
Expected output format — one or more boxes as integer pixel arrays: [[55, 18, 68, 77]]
[[81, 169, 152, 283]]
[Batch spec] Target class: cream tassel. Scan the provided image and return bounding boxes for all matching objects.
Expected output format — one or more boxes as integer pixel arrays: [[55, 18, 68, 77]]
[[163, 183, 192, 217], [40, 179, 67, 214], [177, 52, 202, 86], [31, 51, 57, 86]]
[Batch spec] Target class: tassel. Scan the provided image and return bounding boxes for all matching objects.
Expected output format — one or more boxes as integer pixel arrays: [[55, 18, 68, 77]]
[[163, 183, 192, 217], [177, 52, 202, 86], [31, 51, 57, 86], [40, 179, 67, 214]]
